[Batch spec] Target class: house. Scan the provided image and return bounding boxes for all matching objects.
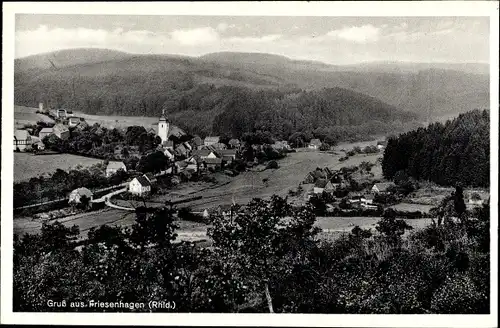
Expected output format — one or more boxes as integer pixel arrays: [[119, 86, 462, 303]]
[[193, 149, 219, 160], [371, 182, 395, 194], [219, 149, 237, 162], [361, 203, 378, 210], [143, 173, 156, 184], [313, 179, 335, 194], [14, 129, 32, 151], [361, 194, 374, 205], [68, 116, 84, 127], [39, 127, 54, 140], [68, 187, 93, 204], [129, 176, 152, 196], [308, 139, 322, 150], [203, 158, 223, 171], [66, 110, 74, 117], [210, 142, 227, 150], [161, 140, 175, 151], [163, 148, 175, 160], [56, 109, 67, 119], [175, 144, 190, 158], [75, 120, 89, 131], [467, 194, 484, 206], [228, 138, 241, 149], [174, 160, 189, 172], [106, 161, 127, 177], [53, 124, 70, 140], [204, 136, 220, 146], [303, 172, 316, 184]]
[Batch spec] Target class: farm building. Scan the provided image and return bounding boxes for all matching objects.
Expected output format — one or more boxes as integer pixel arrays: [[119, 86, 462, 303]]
[[308, 139, 322, 150], [129, 176, 152, 196], [313, 179, 335, 194], [14, 129, 32, 152], [106, 161, 127, 177], [371, 182, 395, 194], [361, 194, 374, 205], [39, 127, 54, 140], [53, 124, 70, 140], [203, 158, 223, 171], [174, 160, 189, 172], [272, 141, 291, 151], [68, 187, 93, 204], [209, 142, 227, 150], [74, 120, 89, 131], [204, 136, 220, 146]]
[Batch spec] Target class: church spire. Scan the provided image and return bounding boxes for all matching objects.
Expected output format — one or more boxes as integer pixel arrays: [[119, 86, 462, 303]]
[[159, 108, 168, 122]]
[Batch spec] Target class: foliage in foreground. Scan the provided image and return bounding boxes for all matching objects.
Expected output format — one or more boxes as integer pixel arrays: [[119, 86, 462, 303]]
[[13, 194, 490, 313]]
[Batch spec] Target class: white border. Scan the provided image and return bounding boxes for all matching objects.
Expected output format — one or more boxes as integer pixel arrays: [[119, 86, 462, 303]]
[[2, 2, 499, 327]]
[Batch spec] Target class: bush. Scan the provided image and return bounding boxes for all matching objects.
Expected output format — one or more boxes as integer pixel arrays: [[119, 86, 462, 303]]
[[430, 274, 488, 313], [266, 160, 279, 170]]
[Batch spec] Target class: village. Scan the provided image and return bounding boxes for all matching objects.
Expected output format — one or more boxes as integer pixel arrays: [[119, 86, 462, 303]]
[[13, 103, 488, 241]]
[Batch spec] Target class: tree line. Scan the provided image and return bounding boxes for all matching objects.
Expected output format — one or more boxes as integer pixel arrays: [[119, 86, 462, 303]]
[[382, 109, 489, 187]]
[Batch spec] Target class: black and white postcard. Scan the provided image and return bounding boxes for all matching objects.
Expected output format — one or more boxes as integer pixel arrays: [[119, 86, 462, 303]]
[[1, 2, 498, 327]]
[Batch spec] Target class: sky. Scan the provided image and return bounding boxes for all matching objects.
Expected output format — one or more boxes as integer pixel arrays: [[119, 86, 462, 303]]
[[15, 15, 490, 65]]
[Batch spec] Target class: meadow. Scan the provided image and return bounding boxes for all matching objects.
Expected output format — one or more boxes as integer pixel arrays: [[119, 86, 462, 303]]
[[14, 152, 104, 182]]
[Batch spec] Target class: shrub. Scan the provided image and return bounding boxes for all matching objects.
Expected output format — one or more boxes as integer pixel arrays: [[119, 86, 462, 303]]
[[266, 160, 279, 170]]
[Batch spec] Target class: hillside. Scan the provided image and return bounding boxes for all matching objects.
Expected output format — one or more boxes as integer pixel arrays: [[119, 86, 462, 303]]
[[382, 109, 490, 187], [14, 49, 489, 130]]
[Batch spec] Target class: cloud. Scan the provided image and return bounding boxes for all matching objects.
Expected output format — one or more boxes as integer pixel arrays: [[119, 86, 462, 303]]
[[170, 27, 219, 46], [326, 24, 381, 43]]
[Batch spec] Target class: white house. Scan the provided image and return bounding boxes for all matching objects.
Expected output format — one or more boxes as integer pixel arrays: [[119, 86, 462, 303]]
[[129, 176, 152, 196], [371, 182, 395, 194], [308, 139, 322, 150], [68, 187, 93, 204], [14, 129, 32, 152], [68, 116, 85, 127], [53, 124, 70, 140], [106, 161, 127, 177]]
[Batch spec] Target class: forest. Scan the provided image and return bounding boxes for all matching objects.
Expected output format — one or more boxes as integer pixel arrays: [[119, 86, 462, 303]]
[[382, 109, 490, 187], [14, 191, 490, 313]]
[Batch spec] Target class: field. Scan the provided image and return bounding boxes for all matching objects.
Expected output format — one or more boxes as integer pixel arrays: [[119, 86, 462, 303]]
[[14, 152, 104, 182], [389, 202, 434, 213], [14, 105, 54, 128], [71, 111, 159, 130]]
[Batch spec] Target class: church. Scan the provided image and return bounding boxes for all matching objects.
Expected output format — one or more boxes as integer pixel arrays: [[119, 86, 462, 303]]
[[155, 109, 186, 147]]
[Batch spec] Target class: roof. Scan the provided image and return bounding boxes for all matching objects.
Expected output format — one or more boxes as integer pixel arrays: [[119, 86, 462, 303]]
[[134, 176, 152, 187], [40, 127, 54, 133], [71, 187, 93, 197], [143, 173, 155, 182], [373, 182, 394, 192], [175, 160, 189, 168], [220, 149, 237, 156], [204, 158, 223, 165], [314, 179, 329, 188], [14, 129, 30, 140], [162, 140, 174, 148], [193, 136, 203, 146], [193, 149, 213, 157], [229, 138, 240, 145], [309, 139, 322, 146], [106, 161, 126, 170], [204, 136, 220, 143], [223, 155, 234, 162]]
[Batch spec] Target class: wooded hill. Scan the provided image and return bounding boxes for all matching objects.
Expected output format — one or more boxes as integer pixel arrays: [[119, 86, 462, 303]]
[[382, 109, 490, 187], [14, 49, 489, 139]]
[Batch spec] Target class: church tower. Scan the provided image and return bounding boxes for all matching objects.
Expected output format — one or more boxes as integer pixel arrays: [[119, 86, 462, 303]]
[[158, 109, 170, 145]]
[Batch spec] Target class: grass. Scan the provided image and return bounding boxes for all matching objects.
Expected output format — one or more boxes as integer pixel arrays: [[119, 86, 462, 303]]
[[390, 202, 434, 213], [14, 105, 55, 128], [14, 152, 104, 182], [71, 111, 159, 129]]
